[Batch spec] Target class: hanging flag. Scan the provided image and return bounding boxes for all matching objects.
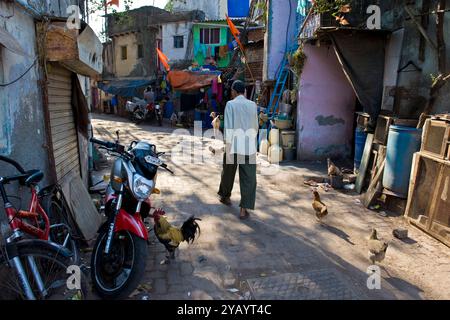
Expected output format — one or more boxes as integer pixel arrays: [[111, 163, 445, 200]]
[[157, 48, 171, 72], [226, 14, 245, 53], [106, 0, 119, 7]]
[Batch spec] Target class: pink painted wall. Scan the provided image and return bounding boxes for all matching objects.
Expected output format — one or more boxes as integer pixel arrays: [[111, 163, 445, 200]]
[[297, 44, 356, 160]]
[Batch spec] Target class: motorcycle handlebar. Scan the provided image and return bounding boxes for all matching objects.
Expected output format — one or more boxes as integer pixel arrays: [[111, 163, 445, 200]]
[[90, 138, 127, 155]]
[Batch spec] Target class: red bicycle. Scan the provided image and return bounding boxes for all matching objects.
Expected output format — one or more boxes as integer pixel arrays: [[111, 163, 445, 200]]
[[0, 155, 85, 300]]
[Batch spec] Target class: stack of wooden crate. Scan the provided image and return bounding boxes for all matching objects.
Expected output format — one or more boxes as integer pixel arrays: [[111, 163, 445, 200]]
[[356, 114, 418, 211], [405, 114, 450, 247]]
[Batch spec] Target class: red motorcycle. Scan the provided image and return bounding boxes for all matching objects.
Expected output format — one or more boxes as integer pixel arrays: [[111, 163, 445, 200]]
[[89, 136, 173, 299]]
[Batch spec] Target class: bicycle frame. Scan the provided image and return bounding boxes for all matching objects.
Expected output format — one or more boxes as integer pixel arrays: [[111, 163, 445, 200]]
[[3, 187, 50, 240]]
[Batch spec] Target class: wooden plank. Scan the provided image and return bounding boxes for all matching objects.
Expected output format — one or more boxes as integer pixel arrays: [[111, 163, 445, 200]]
[[54, 141, 79, 159], [50, 110, 73, 121], [48, 96, 71, 104], [56, 157, 80, 180], [60, 175, 102, 240], [53, 135, 77, 150], [48, 74, 72, 85], [50, 116, 74, 127], [426, 164, 445, 230], [48, 102, 72, 111], [50, 122, 76, 135], [48, 87, 72, 97], [52, 128, 77, 144], [55, 148, 79, 167], [356, 133, 374, 194], [47, 81, 71, 90], [363, 159, 386, 208]]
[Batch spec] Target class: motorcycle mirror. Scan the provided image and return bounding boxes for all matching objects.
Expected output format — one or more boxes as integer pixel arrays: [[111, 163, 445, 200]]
[[115, 130, 120, 143]]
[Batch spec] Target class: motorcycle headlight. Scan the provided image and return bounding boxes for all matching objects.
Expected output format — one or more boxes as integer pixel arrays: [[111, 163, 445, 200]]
[[133, 175, 154, 200]]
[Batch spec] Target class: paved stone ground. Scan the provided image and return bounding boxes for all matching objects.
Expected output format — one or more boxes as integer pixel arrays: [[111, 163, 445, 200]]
[[89, 114, 450, 300]]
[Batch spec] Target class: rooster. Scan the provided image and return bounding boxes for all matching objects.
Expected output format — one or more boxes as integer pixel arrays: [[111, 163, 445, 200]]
[[368, 229, 389, 264], [312, 190, 328, 223], [152, 209, 201, 261]]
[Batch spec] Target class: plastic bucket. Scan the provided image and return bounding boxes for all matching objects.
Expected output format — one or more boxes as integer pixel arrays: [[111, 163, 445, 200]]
[[281, 130, 296, 148]]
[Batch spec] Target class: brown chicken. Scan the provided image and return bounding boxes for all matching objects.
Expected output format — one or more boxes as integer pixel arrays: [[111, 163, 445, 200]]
[[152, 209, 201, 261], [327, 158, 342, 176], [368, 229, 389, 264], [312, 190, 328, 222]]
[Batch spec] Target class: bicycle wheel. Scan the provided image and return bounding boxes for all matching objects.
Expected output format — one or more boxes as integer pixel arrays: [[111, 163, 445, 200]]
[[46, 200, 80, 264], [0, 240, 88, 300]]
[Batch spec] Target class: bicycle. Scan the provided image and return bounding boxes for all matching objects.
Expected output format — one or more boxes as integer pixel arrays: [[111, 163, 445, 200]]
[[0, 155, 86, 299]]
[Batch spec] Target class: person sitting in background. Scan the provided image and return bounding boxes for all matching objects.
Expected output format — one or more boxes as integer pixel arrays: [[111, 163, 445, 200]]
[[144, 86, 155, 104]]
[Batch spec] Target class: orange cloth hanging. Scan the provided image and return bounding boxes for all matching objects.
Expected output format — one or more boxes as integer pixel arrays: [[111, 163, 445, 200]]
[[157, 48, 171, 72], [226, 14, 245, 53]]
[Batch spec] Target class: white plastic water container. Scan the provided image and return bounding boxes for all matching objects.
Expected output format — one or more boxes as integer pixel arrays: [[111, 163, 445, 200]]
[[269, 129, 280, 146], [259, 140, 269, 155], [268, 145, 283, 164]]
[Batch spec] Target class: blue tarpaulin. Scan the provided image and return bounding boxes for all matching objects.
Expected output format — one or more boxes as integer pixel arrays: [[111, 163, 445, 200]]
[[98, 79, 155, 98], [228, 0, 250, 18]]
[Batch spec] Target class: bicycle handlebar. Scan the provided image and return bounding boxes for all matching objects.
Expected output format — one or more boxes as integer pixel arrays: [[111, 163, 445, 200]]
[[0, 155, 26, 174]]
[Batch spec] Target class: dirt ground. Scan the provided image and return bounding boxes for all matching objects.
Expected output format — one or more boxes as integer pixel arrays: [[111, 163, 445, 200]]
[[89, 113, 450, 300]]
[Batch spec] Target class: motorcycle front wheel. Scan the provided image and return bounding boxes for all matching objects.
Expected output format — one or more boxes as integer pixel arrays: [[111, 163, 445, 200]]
[[91, 230, 147, 299], [132, 111, 145, 124]]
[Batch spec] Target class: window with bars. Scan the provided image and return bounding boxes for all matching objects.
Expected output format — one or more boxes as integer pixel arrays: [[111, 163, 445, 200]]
[[173, 36, 184, 48], [199, 28, 220, 44]]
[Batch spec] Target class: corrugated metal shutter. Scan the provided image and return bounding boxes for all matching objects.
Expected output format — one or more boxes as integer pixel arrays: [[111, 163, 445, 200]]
[[47, 64, 81, 181]]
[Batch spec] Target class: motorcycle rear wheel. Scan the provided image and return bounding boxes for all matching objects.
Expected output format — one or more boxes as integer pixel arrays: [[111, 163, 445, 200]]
[[91, 230, 147, 300]]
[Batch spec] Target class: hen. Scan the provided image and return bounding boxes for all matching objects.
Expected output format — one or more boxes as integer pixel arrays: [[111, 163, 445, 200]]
[[210, 112, 221, 138], [327, 158, 342, 176], [368, 229, 389, 264], [152, 209, 201, 261], [312, 190, 328, 222]]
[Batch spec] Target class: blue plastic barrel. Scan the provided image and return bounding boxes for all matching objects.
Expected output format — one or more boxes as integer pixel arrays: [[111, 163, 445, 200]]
[[383, 125, 422, 197], [164, 101, 174, 119], [354, 127, 368, 171], [228, 0, 250, 17]]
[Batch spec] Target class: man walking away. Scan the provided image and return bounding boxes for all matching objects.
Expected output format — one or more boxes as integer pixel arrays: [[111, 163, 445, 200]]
[[218, 80, 259, 220]]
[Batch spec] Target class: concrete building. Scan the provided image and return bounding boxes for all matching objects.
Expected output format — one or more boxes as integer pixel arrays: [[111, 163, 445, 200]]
[[171, 0, 229, 20], [0, 0, 102, 239], [295, 0, 450, 161], [263, 0, 299, 81]]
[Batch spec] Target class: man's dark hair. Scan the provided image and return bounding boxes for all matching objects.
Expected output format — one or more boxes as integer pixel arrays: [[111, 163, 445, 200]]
[[231, 80, 245, 94]]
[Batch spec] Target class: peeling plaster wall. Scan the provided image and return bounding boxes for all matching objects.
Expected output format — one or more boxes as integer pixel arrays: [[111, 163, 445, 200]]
[[297, 44, 356, 161], [0, 1, 52, 227], [264, 0, 298, 81], [162, 21, 193, 62], [112, 32, 157, 78]]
